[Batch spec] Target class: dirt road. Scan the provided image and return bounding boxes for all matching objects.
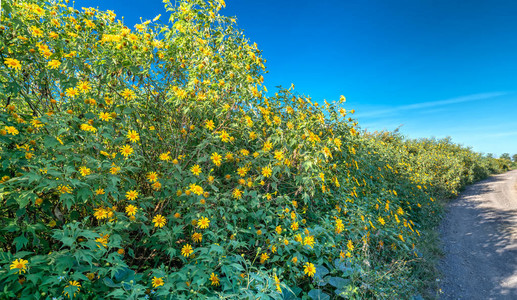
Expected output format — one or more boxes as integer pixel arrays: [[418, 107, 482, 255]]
[[439, 169, 517, 299]]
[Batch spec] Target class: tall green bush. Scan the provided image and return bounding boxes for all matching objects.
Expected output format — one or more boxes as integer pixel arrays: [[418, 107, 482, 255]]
[[0, 0, 506, 299]]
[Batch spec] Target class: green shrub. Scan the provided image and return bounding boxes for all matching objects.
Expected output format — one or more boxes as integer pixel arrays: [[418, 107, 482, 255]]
[[0, 0, 505, 299]]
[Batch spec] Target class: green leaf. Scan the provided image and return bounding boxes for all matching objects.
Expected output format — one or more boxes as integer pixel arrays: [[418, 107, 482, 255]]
[[27, 273, 42, 285], [17, 192, 36, 208], [308, 289, 330, 300], [76, 187, 92, 202], [328, 277, 350, 289], [13, 235, 29, 251]]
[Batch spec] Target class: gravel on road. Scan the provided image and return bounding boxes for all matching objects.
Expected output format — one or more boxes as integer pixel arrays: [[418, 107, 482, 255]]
[[439, 169, 517, 299]]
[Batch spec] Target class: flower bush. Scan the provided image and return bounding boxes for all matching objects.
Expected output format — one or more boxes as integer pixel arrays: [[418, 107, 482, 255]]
[[0, 0, 506, 299]]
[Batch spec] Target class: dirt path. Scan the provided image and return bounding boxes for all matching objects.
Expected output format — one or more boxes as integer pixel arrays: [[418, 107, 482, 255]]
[[439, 169, 517, 299]]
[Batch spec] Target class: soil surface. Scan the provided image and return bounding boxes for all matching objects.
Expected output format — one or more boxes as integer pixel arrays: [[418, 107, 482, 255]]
[[439, 169, 517, 299]]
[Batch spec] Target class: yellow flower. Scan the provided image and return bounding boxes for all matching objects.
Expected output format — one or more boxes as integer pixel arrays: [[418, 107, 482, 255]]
[[275, 226, 282, 234], [210, 273, 220, 286], [303, 262, 316, 277], [121, 88, 136, 100], [120, 144, 134, 157], [225, 152, 234, 161], [205, 120, 215, 131], [260, 252, 269, 264], [96, 189, 105, 195], [47, 59, 61, 69], [30, 118, 44, 128], [152, 276, 164, 288], [65, 87, 78, 98], [110, 164, 120, 174], [322, 146, 332, 158], [261, 166, 272, 178], [60, 50, 75, 58], [78, 166, 91, 177], [211, 152, 222, 166], [190, 164, 202, 176], [274, 150, 284, 161], [57, 184, 72, 194], [63, 280, 81, 298], [347, 240, 354, 251], [262, 140, 273, 152], [303, 235, 315, 248], [378, 216, 385, 225], [159, 152, 171, 161], [147, 171, 158, 182], [126, 190, 138, 200], [181, 244, 193, 257], [4, 126, 19, 135], [95, 234, 109, 248], [126, 130, 140, 143], [219, 130, 230, 142], [4, 58, 22, 71], [125, 204, 138, 216], [189, 183, 204, 195], [292, 256, 298, 264], [244, 116, 254, 127], [10, 258, 28, 274], [334, 138, 342, 149], [237, 167, 248, 177], [39, 48, 53, 59], [335, 218, 344, 234], [232, 188, 243, 199], [274, 274, 281, 292], [291, 222, 299, 231], [319, 173, 325, 181], [174, 88, 187, 99], [192, 232, 202, 243], [80, 123, 97, 132], [85, 19, 96, 28], [153, 214, 167, 228], [77, 81, 91, 93], [197, 216, 210, 229], [94, 207, 108, 220], [30, 26, 43, 37]]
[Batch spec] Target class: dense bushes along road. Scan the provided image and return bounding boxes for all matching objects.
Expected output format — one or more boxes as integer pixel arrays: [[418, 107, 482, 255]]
[[0, 0, 508, 298]]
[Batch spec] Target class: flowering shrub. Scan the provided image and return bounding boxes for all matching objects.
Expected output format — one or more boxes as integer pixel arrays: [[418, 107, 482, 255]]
[[0, 0, 505, 299]]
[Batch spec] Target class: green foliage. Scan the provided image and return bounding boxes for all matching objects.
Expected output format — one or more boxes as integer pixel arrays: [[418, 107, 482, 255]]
[[0, 0, 507, 299], [500, 153, 511, 161]]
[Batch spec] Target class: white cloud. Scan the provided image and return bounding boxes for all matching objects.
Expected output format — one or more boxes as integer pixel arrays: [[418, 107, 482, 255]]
[[354, 92, 508, 119]]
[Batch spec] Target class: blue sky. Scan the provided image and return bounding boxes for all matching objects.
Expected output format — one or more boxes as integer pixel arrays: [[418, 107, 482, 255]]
[[74, 0, 517, 156]]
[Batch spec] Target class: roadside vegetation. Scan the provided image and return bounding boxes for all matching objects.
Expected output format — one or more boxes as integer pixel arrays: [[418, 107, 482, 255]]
[[0, 0, 509, 298]]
